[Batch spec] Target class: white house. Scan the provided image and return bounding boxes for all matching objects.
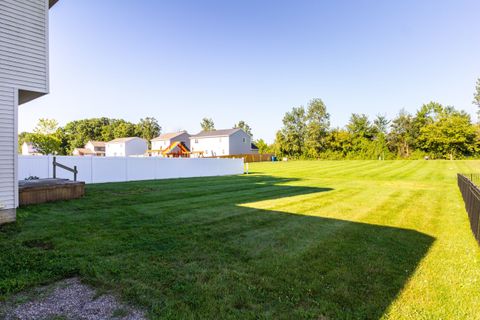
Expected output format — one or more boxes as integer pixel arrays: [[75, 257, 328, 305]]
[[189, 128, 256, 157], [105, 137, 148, 157], [0, 0, 58, 224], [151, 131, 190, 151], [21, 142, 42, 156], [73, 141, 106, 156]]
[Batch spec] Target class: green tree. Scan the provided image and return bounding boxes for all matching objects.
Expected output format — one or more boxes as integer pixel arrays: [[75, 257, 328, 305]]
[[136, 117, 161, 143], [233, 120, 252, 136], [253, 138, 272, 154], [34, 118, 59, 135], [200, 118, 215, 131], [346, 114, 374, 139], [474, 78, 480, 118], [305, 98, 330, 157], [418, 107, 477, 159], [276, 106, 307, 157], [27, 119, 62, 155], [388, 109, 415, 158]]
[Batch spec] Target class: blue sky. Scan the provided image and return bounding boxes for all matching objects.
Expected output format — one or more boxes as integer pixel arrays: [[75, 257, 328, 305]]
[[20, 0, 480, 142]]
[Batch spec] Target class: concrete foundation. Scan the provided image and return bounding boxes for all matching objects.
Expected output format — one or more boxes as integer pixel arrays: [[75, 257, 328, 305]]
[[0, 208, 16, 225]]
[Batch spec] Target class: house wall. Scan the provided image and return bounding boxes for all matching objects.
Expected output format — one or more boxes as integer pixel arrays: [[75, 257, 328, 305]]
[[106, 139, 148, 157], [229, 130, 253, 155], [151, 139, 170, 151], [125, 139, 148, 156], [190, 136, 230, 157], [0, 0, 51, 223], [152, 133, 191, 151], [0, 0, 49, 98]]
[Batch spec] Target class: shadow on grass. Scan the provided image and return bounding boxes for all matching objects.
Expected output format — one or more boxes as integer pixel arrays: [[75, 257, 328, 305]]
[[1, 174, 434, 319]]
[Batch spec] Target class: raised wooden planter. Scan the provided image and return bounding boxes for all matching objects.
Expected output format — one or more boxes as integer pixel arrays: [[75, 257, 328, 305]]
[[19, 179, 85, 206]]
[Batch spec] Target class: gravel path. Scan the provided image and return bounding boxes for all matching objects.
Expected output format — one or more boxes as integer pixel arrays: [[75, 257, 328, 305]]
[[0, 278, 146, 320]]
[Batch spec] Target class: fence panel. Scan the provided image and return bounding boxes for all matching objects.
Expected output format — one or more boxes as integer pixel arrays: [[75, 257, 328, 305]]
[[18, 156, 244, 184], [457, 174, 480, 245]]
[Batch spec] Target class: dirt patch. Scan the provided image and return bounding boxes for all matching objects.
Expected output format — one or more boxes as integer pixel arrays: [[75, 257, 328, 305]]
[[0, 278, 146, 320]]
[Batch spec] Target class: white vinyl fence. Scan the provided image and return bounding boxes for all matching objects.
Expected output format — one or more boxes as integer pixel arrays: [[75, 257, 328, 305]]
[[19, 156, 244, 184]]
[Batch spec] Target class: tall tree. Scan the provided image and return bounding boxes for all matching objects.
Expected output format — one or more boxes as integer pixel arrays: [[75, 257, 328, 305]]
[[346, 114, 374, 139], [233, 120, 252, 136], [200, 118, 215, 131], [474, 78, 480, 118], [388, 109, 415, 157], [418, 108, 477, 159], [27, 119, 62, 155], [136, 117, 161, 142], [34, 118, 59, 135], [276, 106, 307, 157], [305, 98, 330, 157]]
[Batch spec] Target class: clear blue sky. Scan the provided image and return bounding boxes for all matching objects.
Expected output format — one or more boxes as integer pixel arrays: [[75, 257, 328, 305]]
[[19, 0, 480, 142]]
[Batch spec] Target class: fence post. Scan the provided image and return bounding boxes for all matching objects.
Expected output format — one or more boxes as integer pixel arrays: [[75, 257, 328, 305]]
[[74, 166, 77, 182], [53, 156, 56, 179]]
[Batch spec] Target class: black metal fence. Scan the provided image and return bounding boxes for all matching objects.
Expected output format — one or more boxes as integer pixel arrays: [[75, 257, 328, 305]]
[[457, 174, 480, 244]]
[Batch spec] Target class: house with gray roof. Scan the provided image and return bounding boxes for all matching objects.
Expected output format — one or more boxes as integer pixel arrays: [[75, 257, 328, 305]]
[[189, 128, 257, 157], [151, 131, 190, 151]]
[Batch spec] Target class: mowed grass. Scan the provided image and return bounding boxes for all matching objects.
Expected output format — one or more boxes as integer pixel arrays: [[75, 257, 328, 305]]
[[1, 160, 480, 319]]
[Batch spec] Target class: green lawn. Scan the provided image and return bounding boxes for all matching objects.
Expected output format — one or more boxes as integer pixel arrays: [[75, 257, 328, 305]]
[[1, 160, 480, 319]]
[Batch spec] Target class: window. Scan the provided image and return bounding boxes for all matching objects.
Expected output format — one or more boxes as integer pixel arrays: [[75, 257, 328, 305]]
[[242, 137, 246, 143], [195, 139, 198, 143]]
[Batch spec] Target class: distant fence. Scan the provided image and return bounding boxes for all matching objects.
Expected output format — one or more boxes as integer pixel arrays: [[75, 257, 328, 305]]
[[19, 156, 244, 184], [457, 174, 480, 244], [211, 154, 274, 163]]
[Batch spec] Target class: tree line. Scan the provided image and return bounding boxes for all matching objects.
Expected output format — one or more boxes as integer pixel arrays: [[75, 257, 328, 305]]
[[19, 116, 256, 155], [270, 78, 480, 160]]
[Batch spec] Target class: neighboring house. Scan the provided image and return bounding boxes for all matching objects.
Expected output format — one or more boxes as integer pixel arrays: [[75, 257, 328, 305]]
[[72, 141, 106, 156], [0, 0, 58, 224], [189, 128, 254, 157], [151, 131, 191, 151], [105, 137, 148, 157], [251, 143, 259, 154], [21, 142, 42, 156]]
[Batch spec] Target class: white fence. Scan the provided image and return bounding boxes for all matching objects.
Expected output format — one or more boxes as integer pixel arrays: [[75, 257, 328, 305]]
[[19, 156, 244, 184]]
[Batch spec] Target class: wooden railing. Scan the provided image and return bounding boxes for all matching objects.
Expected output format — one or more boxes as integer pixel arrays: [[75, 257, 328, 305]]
[[53, 156, 78, 181]]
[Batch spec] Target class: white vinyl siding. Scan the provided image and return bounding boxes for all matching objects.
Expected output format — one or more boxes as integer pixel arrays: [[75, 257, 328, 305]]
[[0, 0, 49, 93], [0, 87, 15, 209], [0, 0, 50, 214]]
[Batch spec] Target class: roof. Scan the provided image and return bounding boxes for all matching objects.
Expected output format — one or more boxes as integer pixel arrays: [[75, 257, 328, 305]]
[[151, 131, 189, 141], [49, 0, 59, 8], [73, 148, 94, 154], [190, 128, 243, 139], [87, 141, 106, 147], [107, 137, 145, 144], [251, 143, 259, 150]]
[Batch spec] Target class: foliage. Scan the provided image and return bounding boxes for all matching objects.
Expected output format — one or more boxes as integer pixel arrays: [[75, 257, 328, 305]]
[[474, 78, 480, 113], [305, 99, 330, 158], [253, 139, 273, 154], [274, 98, 479, 160], [136, 117, 161, 143], [233, 120, 252, 136], [276, 106, 307, 157], [25, 119, 62, 155], [200, 118, 215, 131]]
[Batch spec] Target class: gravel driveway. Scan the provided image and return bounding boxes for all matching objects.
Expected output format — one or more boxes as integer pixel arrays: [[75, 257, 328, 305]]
[[0, 278, 146, 320]]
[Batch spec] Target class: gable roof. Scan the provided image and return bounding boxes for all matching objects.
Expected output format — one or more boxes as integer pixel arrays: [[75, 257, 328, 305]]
[[49, 0, 59, 8], [107, 137, 145, 144], [190, 128, 244, 139], [87, 141, 106, 147], [151, 131, 189, 142]]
